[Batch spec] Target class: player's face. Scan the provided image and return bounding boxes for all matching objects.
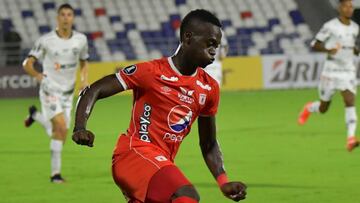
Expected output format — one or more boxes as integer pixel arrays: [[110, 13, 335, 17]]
[[184, 22, 222, 68], [339, 0, 354, 19], [57, 8, 74, 30]]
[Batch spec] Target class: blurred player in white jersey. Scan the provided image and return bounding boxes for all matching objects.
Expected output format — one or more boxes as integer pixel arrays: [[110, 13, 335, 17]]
[[298, 0, 360, 152], [23, 4, 89, 182], [204, 29, 228, 85]]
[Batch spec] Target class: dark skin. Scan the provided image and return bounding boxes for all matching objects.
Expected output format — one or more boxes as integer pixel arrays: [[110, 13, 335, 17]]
[[72, 20, 246, 201], [312, 0, 357, 113]]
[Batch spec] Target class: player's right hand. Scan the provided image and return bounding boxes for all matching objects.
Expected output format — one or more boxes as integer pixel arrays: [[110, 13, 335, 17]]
[[72, 129, 95, 147]]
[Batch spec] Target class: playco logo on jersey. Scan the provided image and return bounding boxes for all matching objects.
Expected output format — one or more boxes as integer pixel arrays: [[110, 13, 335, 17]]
[[167, 105, 193, 133], [139, 103, 152, 142]]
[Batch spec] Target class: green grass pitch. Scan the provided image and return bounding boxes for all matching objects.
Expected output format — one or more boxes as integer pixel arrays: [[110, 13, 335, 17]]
[[1, 89, 360, 203]]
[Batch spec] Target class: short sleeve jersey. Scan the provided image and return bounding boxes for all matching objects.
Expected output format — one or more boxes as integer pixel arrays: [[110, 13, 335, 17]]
[[115, 57, 220, 161]]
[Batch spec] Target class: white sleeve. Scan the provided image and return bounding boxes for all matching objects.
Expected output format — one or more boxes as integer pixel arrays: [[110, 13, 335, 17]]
[[28, 37, 45, 60], [315, 23, 332, 42], [80, 37, 89, 60]]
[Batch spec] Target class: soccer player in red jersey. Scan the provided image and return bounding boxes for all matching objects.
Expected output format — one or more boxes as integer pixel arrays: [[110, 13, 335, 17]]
[[72, 9, 247, 203]]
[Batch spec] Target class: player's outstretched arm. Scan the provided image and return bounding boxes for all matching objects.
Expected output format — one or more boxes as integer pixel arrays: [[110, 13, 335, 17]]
[[72, 74, 124, 147], [198, 116, 247, 202]]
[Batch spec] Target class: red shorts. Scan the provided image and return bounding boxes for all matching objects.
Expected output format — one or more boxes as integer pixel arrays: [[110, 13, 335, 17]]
[[112, 135, 191, 202]]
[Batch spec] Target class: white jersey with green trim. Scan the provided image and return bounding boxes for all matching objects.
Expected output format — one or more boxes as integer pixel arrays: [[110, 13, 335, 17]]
[[313, 18, 359, 72], [28, 30, 89, 92]]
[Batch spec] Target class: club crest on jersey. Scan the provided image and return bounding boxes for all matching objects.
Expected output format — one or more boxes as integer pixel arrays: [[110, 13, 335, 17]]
[[168, 105, 193, 133], [123, 65, 137, 75], [199, 93, 207, 105]]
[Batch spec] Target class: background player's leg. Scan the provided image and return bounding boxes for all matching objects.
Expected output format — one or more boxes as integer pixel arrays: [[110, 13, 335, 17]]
[[50, 113, 67, 182], [33, 110, 53, 137], [145, 165, 199, 203], [341, 90, 359, 151], [298, 80, 334, 125]]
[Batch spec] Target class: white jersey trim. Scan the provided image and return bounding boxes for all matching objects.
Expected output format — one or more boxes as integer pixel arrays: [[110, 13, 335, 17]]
[[115, 72, 128, 90], [167, 57, 197, 77]]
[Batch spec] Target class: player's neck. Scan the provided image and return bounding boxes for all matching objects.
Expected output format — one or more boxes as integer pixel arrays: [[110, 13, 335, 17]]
[[171, 50, 198, 76], [338, 16, 351, 25], [56, 28, 73, 39]]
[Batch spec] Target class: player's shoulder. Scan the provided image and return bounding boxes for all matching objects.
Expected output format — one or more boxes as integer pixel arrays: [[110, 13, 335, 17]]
[[38, 30, 57, 42], [72, 30, 87, 41], [323, 18, 338, 28], [196, 68, 220, 91], [137, 57, 167, 71], [350, 20, 359, 30]]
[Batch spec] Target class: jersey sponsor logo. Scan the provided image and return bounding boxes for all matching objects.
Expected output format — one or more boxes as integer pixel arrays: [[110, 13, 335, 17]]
[[161, 75, 178, 82], [123, 65, 137, 75], [196, 80, 212, 91], [199, 93, 207, 105], [139, 103, 152, 142], [163, 133, 184, 143], [178, 93, 194, 104], [154, 155, 168, 162], [180, 87, 194, 96], [54, 62, 77, 71], [168, 105, 193, 133]]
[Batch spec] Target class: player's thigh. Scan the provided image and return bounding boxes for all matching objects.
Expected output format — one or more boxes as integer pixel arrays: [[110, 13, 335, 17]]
[[39, 89, 63, 121], [112, 139, 174, 202], [60, 94, 74, 129], [146, 165, 197, 203], [318, 76, 336, 102]]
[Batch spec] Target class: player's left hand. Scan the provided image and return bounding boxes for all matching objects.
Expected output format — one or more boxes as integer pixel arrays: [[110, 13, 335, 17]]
[[72, 129, 95, 147], [220, 181, 247, 202]]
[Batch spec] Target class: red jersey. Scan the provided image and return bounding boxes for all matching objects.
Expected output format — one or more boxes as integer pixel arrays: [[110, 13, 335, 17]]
[[114, 57, 219, 161]]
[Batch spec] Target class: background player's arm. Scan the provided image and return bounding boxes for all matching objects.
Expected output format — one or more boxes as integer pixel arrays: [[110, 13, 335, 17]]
[[312, 40, 340, 55], [219, 44, 229, 60], [198, 116, 246, 201], [22, 56, 44, 82], [79, 60, 89, 89], [72, 74, 124, 147]]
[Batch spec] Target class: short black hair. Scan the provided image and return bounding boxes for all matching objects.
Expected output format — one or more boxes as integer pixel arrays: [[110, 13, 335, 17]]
[[180, 9, 222, 41], [57, 3, 74, 14], [339, 0, 352, 3]]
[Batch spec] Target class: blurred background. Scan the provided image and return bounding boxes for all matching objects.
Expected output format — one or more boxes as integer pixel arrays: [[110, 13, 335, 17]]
[[2, 0, 360, 97]]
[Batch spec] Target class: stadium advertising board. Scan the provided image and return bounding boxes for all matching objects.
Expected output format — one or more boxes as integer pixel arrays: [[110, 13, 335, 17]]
[[222, 56, 263, 90], [262, 54, 327, 89], [0, 67, 39, 98]]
